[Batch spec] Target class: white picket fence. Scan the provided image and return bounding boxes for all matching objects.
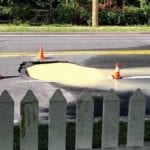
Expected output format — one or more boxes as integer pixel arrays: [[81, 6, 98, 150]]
[[0, 88, 149, 150]]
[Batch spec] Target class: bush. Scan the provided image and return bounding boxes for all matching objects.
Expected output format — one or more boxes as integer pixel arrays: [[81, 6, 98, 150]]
[[99, 9, 125, 25], [72, 5, 91, 25], [99, 6, 150, 25], [11, 5, 33, 24], [0, 2, 150, 25], [13, 121, 150, 150], [123, 6, 139, 25], [53, 3, 74, 24], [53, 3, 73, 24], [123, 6, 150, 25], [0, 6, 12, 21], [53, 2, 91, 25]]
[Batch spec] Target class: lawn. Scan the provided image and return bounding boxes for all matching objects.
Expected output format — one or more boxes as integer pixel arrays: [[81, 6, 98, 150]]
[[0, 24, 150, 33]]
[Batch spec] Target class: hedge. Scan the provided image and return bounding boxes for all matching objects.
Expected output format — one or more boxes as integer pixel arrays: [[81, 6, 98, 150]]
[[0, 4, 150, 25]]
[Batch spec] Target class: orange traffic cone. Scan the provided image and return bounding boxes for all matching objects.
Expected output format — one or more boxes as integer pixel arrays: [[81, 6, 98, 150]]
[[39, 46, 45, 60], [114, 63, 121, 79]]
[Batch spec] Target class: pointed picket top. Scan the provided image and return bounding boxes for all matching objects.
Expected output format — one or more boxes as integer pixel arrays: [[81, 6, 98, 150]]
[[21, 90, 38, 103], [78, 90, 93, 102], [50, 89, 66, 102], [103, 89, 120, 101], [130, 88, 146, 101], [0, 90, 13, 102]]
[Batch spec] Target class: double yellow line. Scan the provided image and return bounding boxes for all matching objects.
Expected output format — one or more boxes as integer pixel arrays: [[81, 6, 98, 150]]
[[0, 50, 150, 57]]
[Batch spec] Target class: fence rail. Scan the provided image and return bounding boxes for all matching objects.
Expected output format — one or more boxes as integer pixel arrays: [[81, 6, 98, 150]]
[[0, 89, 149, 150]]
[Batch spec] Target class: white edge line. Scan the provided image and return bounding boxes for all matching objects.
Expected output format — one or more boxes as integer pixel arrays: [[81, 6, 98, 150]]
[[123, 76, 150, 79]]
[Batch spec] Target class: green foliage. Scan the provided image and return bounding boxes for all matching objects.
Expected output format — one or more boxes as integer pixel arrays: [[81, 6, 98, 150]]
[[0, 6, 12, 16], [53, 2, 74, 24], [99, 6, 150, 25], [38, 125, 48, 150], [145, 121, 150, 141], [123, 6, 150, 25], [53, 2, 91, 25], [0, 0, 14, 6], [99, 10, 125, 25], [75, 0, 91, 5], [72, 5, 91, 25], [139, 0, 148, 8], [0, 0, 150, 25], [66, 122, 75, 150], [11, 5, 33, 24], [124, 0, 140, 7], [13, 121, 150, 150], [124, 0, 150, 7]]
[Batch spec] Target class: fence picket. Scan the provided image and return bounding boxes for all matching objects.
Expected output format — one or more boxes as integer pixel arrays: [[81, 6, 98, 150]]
[[0, 88, 148, 150], [127, 89, 146, 147], [0, 90, 14, 150], [75, 91, 94, 150], [102, 89, 120, 149], [48, 89, 66, 150], [20, 90, 38, 150]]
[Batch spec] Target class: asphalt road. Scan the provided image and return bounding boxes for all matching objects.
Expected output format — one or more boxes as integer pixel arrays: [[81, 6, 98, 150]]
[[0, 33, 150, 51], [0, 33, 150, 123]]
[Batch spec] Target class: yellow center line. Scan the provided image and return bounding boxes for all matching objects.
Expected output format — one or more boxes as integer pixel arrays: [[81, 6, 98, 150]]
[[45, 50, 150, 56], [0, 50, 150, 57]]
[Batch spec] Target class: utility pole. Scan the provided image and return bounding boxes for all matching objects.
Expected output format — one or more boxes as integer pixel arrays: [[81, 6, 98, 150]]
[[92, 0, 98, 27]]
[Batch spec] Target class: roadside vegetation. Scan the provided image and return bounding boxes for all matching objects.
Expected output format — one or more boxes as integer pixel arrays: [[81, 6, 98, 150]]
[[14, 121, 150, 150], [0, 0, 150, 26], [0, 24, 149, 32]]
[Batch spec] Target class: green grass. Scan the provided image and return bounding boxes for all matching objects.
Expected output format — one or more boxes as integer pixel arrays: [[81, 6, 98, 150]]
[[14, 121, 150, 150], [0, 24, 150, 33]]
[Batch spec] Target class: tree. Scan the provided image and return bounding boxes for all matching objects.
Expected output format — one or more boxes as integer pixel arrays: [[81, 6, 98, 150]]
[[140, 0, 147, 8]]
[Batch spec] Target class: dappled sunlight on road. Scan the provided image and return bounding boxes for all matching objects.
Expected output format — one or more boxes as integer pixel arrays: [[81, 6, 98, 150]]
[[27, 62, 113, 88], [27, 62, 150, 95]]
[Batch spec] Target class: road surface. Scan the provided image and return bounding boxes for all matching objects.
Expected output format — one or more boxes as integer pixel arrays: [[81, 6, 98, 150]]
[[0, 33, 150, 123], [0, 33, 150, 51]]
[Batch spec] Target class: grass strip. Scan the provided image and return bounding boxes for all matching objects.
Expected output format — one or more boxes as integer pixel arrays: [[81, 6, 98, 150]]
[[0, 24, 150, 33]]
